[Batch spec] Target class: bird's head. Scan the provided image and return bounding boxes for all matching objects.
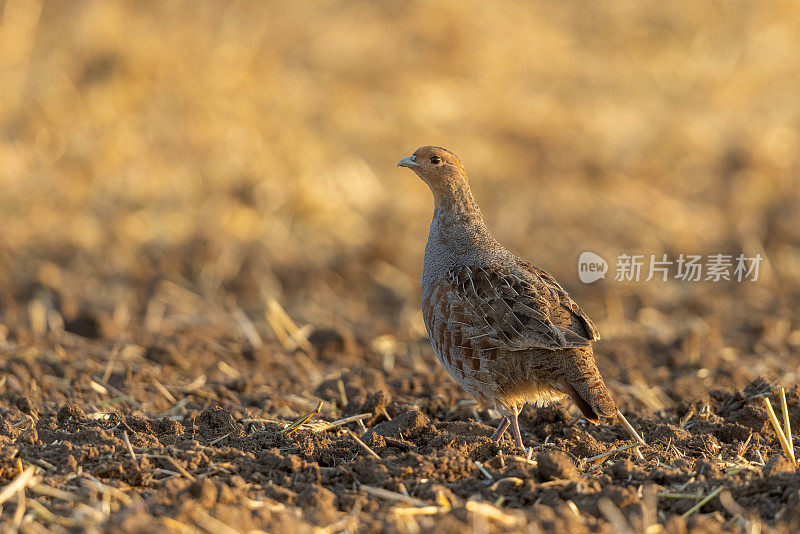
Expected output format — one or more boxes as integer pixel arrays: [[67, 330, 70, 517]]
[[397, 146, 467, 193]]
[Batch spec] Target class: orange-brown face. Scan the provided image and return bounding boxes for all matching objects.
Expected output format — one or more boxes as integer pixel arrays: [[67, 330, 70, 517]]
[[397, 146, 466, 187]]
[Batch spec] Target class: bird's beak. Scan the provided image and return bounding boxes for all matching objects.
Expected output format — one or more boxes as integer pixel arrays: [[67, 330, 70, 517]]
[[397, 155, 419, 168]]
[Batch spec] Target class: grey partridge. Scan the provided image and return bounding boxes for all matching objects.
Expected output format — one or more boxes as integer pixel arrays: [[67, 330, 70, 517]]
[[398, 146, 644, 452]]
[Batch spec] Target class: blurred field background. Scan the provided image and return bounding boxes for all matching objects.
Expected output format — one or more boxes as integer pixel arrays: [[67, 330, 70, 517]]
[[1, 0, 800, 392]]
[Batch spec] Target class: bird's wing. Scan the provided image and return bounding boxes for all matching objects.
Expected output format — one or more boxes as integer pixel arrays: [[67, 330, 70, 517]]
[[517, 261, 601, 342], [440, 262, 599, 352]]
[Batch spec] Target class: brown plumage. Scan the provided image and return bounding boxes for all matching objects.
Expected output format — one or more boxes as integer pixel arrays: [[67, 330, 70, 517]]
[[398, 146, 622, 451]]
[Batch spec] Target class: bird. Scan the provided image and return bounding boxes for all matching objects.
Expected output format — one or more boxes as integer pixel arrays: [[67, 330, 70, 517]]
[[398, 146, 645, 452]]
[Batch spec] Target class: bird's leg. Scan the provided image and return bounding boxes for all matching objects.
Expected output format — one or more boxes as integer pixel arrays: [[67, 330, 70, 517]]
[[509, 410, 525, 452], [489, 418, 510, 442]]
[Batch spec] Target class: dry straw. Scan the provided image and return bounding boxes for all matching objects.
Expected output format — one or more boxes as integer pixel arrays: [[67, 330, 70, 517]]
[[346, 429, 381, 460], [616, 409, 647, 460], [779, 388, 794, 461], [681, 486, 724, 519], [280, 400, 324, 436], [761, 390, 796, 466]]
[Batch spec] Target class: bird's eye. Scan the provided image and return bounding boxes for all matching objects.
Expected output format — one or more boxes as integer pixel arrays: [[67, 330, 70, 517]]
[[430, 156, 441, 164]]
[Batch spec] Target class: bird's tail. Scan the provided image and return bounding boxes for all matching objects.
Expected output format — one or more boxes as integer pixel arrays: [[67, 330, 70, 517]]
[[560, 351, 616, 422]]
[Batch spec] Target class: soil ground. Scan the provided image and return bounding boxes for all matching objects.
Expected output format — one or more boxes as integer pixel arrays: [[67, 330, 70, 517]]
[[0, 288, 799, 532]]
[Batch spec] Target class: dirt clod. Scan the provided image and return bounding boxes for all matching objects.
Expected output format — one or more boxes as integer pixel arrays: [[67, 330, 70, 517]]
[[366, 410, 431, 441], [57, 403, 87, 423], [764, 455, 797, 476], [536, 450, 581, 481]]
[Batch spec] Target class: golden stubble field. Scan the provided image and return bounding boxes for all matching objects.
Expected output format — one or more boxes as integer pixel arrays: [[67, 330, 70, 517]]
[[1, 1, 799, 532]]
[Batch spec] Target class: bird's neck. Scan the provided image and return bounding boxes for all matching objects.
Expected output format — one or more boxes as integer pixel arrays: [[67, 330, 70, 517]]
[[431, 177, 484, 225], [429, 178, 494, 255]]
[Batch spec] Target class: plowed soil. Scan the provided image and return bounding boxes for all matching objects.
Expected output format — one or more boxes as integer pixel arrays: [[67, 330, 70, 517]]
[[1, 291, 798, 533]]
